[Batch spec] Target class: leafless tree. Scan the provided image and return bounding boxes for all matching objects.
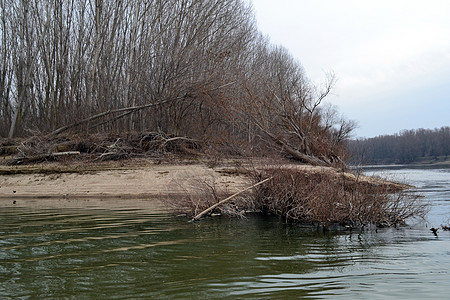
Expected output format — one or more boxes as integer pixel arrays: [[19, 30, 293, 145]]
[[1, 0, 356, 165]]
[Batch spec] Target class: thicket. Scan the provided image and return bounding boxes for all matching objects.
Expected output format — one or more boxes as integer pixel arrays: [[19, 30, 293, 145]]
[[349, 127, 450, 164], [252, 168, 427, 227], [1, 0, 356, 166], [165, 166, 429, 228]]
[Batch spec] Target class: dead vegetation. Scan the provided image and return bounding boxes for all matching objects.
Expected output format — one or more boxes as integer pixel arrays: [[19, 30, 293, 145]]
[[163, 175, 256, 219], [0, 133, 203, 165], [163, 163, 429, 229], [252, 167, 428, 228], [1, 134, 429, 229]]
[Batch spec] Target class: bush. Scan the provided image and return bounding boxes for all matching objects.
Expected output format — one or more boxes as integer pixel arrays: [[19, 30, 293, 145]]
[[252, 167, 429, 228]]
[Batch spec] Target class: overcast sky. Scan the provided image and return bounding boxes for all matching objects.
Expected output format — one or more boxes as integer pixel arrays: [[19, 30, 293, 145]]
[[251, 0, 450, 138]]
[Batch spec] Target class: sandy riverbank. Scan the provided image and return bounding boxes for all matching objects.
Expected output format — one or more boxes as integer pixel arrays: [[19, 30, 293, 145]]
[[0, 161, 248, 200], [0, 159, 410, 211]]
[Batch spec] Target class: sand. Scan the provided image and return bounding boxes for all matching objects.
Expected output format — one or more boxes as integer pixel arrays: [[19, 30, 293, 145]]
[[0, 162, 249, 201], [0, 159, 409, 211]]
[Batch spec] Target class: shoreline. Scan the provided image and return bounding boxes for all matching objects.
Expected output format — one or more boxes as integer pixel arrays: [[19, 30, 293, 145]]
[[1, 158, 410, 202], [350, 158, 450, 169], [1, 158, 422, 227], [0, 160, 250, 201]]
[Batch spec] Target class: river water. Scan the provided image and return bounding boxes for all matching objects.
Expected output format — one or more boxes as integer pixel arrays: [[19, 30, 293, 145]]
[[0, 167, 449, 299]]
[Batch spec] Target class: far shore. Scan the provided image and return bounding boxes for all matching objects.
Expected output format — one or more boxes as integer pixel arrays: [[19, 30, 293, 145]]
[[350, 157, 450, 169]]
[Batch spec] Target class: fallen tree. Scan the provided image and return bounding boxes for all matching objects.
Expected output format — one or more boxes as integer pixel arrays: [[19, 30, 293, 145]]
[[47, 82, 235, 137], [238, 72, 354, 167]]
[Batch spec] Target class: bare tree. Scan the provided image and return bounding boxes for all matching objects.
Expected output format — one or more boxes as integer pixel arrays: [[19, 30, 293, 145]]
[[1, 0, 356, 166]]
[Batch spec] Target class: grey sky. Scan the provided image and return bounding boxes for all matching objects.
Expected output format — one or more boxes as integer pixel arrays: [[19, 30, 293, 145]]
[[251, 0, 450, 137]]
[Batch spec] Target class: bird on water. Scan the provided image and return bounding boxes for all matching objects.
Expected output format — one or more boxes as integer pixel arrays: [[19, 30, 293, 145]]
[[430, 227, 439, 236]]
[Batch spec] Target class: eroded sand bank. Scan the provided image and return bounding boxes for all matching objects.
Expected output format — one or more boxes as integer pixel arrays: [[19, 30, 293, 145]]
[[0, 163, 248, 199], [0, 160, 409, 210]]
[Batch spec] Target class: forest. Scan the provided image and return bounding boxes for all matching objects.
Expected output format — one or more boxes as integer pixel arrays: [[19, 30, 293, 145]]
[[0, 0, 356, 166], [0, 0, 432, 228], [348, 127, 450, 165]]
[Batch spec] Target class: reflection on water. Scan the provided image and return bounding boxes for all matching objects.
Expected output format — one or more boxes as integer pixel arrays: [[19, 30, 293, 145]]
[[0, 167, 449, 299], [364, 167, 450, 226]]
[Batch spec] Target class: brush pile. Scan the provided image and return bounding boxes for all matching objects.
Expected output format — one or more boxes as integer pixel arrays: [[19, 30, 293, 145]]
[[165, 164, 429, 228], [252, 167, 428, 228], [1, 133, 202, 165]]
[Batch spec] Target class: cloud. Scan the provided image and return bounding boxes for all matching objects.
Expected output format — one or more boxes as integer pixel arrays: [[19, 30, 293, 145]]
[[251, 0, 450, 136], [337, 25, 450, 101]]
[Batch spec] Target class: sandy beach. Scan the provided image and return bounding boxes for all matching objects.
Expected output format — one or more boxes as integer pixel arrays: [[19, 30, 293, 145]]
[[0, 159, 409, 212], [0, 162, 249, 199]]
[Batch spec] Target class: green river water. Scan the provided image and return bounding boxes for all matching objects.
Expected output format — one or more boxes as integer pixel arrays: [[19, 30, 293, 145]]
[[1, 167, 449, 299]]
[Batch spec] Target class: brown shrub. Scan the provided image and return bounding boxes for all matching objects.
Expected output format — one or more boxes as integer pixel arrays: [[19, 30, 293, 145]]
[[163, 176, 255, 218], [252, 167, 429, 228]]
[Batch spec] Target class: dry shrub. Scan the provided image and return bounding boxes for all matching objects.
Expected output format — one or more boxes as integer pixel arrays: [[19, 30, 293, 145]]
[[252, 167, 429, 228], [163, 175, 256, 219]]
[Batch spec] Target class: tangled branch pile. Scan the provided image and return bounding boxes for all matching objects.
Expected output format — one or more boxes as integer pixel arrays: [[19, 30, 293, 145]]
[[252, 168, 429, 228], [164, 165, 429, 228], [164, 176, 257, 219], [1, 133, 202, 165]]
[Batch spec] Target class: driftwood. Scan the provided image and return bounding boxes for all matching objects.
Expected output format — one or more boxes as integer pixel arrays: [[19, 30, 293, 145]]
[[190, 177, 272, 222], [51, 151, 81, 157], [12, 151, 80, 165]]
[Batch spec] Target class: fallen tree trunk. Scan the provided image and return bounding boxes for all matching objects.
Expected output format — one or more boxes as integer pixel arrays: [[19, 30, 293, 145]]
[[263, 129, 330, 166], [11, 151, 80, 165], [190, 177, 272, 222], [48, 82, 236, 136], [245, 111, 332, 166], [47, 98, 178, 136]]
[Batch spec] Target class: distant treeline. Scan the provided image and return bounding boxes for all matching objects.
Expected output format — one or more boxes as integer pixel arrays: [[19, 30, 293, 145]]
[[348, 127, 450, 164]]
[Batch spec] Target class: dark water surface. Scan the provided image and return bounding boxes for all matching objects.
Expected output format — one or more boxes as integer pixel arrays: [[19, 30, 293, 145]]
[[1, 167, 449, 299]]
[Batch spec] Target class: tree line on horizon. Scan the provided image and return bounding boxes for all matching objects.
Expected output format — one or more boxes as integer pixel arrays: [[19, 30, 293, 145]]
[[348, 126, 450, 165], [1, 0, 356, 165]]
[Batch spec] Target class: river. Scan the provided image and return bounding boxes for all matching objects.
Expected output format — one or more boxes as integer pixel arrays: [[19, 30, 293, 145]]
[[0, 167, 449, 299]]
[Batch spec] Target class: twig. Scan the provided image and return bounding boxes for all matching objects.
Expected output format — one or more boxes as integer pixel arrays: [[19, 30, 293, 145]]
[[190, 177, 272, 222]]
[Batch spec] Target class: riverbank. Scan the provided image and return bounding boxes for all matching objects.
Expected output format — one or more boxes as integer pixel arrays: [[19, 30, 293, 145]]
[[0, 158, 409, 201], [1, 156, 429, 228], [0, 159, 247, 200]]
